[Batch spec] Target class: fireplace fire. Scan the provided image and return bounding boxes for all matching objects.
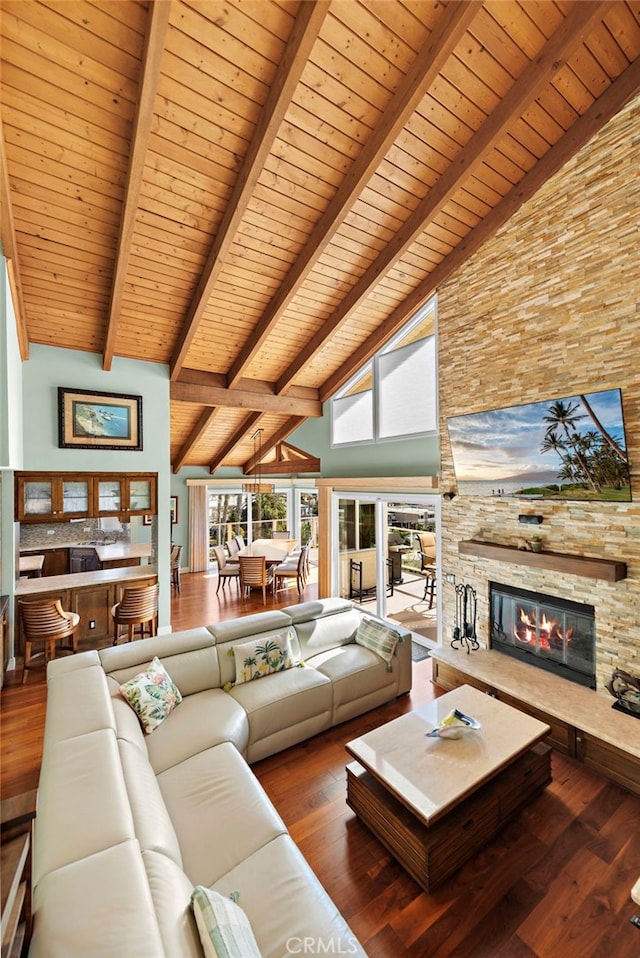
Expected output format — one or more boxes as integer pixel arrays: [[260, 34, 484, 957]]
[[490, 582, 595, 689]]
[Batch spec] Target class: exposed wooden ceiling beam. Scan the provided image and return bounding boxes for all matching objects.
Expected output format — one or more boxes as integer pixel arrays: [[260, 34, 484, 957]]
[[170, 380, 322, 417], [102, 0, 171, 371], [320, 53, 640, 402], [172, 406, 219, 474], [208, 411, 263, 474], [276, 0, 615, 396], [242, 417, 307, 474], [169, 0, 331, 382], [0, 113, 28, 359], [225, 0, 483, 389]]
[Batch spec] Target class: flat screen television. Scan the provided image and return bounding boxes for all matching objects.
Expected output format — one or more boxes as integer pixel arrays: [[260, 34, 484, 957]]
[[446, 388, 632, 501]]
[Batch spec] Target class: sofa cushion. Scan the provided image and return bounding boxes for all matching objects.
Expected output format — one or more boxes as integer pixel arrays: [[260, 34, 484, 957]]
[[33, 728, 136, 886], [191, 886, 261, 958], [229, 665, 332, 759], [119, 656, 183, 734], [30, 841, 165, 958], [145, 688, 250, 774], [231, 630, 296, 685], [118, 739, 183, 865], [157, 741, 287, 886], [213, 833, 367, 958], [285, 599, 363, 660], [43, 663, 116, 747], [142, 849, 203, 958], [354, 616, 401, 669], [100, 628, 220, 694]]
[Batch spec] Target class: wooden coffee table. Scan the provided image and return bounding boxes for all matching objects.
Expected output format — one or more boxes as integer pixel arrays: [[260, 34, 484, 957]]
[[346, 685, 551, 891]]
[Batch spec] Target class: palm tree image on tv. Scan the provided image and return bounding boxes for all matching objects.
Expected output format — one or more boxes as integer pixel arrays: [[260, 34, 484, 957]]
[[537, 395, 630, 498], [446, 388, 632, 501]]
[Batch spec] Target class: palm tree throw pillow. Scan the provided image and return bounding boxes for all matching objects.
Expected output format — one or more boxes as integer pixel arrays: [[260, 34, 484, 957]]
[[230, 630, 298, 685]]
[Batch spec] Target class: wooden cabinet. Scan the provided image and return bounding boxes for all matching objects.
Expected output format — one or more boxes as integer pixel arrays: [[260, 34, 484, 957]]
[[431, 650, 640, 797], [94, 474, 156, 518], [16, 474, 93, 522], [1, 790, 36, 958], [15, 573, 157, 654], [41, 549, 69, 577], [16, 472, 156, 523]]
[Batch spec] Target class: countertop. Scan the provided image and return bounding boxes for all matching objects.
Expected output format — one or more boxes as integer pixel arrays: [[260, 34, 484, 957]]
[[19, 541, 152, 561], [15, 565, 158, 596]]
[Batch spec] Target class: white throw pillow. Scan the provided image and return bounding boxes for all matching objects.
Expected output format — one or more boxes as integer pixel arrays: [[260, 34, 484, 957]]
[[191, 886, 261, 958], [119, 656, 182, 733]]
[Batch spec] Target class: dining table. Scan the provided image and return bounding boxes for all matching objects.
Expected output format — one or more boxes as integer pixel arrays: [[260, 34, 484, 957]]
[[237, 538, 299, 565]]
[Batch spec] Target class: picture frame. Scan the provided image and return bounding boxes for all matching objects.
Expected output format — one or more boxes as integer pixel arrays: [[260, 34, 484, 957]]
[[58, 387, 142, 450], [170, 496, 178, 525]]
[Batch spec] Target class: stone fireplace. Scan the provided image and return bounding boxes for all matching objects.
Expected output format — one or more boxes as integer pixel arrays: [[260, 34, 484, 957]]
[[489, 582, 596, 689]]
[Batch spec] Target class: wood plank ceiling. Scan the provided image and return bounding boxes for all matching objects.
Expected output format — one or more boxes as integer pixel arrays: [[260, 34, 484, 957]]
[[2, 1, 640, 474]]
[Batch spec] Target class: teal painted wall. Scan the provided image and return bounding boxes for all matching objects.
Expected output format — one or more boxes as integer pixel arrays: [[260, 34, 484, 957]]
[[286, 401, 439, 479], [20, 345, 173, 629]]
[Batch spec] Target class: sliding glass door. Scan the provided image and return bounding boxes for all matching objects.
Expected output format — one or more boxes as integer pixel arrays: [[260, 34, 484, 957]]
[[333, 492, 440, 642]]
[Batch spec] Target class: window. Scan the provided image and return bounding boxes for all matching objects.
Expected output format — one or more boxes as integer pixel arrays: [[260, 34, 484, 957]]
[[331, 296, 437, 446]]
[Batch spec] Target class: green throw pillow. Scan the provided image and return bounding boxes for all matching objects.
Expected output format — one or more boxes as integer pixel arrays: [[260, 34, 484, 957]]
[[119, 656, 182, 734], [191, 886, 261, 958], [354, 617, 401, 670]]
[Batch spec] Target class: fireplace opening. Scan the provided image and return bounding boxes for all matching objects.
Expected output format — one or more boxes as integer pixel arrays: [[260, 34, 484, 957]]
[[490, 582, 595, 689]]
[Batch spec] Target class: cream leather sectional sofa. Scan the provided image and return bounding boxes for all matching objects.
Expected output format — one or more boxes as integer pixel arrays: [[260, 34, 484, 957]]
[[29, 597, 412, 957]]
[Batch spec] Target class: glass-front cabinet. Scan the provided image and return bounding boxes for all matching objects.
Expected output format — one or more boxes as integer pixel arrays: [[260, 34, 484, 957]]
[[94, 474, 156, 517], [16, 472, 157, 522], [17, 475, 93, 521]]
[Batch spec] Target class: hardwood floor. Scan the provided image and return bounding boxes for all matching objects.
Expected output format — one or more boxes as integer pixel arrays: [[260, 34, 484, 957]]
[[2, 570, 639, 956]]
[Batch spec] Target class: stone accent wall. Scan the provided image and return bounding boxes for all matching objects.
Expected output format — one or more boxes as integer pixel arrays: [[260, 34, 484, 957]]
[[437, 94, 640, 694]]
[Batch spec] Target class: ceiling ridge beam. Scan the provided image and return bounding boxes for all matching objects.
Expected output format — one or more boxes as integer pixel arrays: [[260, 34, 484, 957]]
[[319, 53, 640, 402], [208, 411, 263, 474], [276, 0, 615, 396], [169, 0, 331, 382], [172, 406, 218, 474], [102, 0, 171, 370], [242, 417, 307, 473], [0, 112, 29, 359], [225, 0, 482, 388]]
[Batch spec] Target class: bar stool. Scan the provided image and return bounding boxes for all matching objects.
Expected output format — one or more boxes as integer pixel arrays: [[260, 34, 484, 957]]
[[18, 598, 79, 684], [112, 583, 159, 645]]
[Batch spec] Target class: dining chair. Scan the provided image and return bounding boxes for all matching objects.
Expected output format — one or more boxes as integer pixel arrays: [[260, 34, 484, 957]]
[[18, 598, 79, 684], [112, 583, 159, 645], [170, 543, 183, 593], [239, 555, 273, 604], [273, 544, 308, 596], [273, 530, 291, 539], [213, 545, 240, 594], [226, 538, 240, 558]]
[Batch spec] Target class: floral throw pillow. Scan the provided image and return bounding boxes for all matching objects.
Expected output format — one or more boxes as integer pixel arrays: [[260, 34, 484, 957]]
[[119, 656, 182, 733], [231, 630, 296, 685]]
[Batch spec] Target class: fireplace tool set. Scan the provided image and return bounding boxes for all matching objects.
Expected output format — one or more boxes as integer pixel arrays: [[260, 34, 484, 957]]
[[451, 583, 479, 654]]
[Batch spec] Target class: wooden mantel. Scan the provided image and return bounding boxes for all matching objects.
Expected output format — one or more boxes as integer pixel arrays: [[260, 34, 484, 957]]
[[458, 540, 627, 582]]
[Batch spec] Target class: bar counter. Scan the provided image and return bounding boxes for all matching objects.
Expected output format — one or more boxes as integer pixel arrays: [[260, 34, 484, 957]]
[[15, 566, 158, 653]]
